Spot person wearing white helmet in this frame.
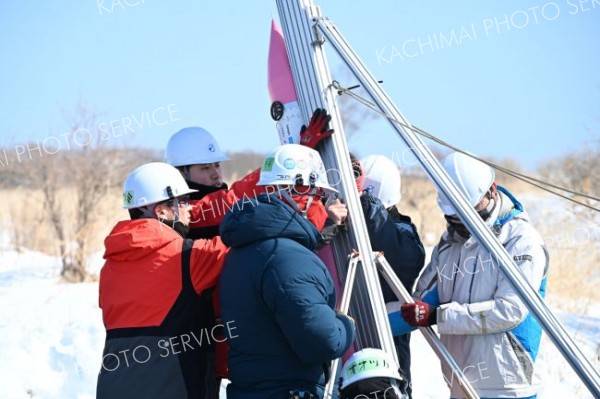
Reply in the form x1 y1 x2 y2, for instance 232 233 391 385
351 154 425 398
165 126 230 186
165 127 232 239
163 112 345 384
97 162 230 399
122 161 199 236
339 348 408 399
218 143 355 399
388 152 548 399
165 127 242 387
165 110 342 240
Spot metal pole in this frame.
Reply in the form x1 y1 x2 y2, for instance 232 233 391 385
323 253 360 399
275 0 398 358
316 18 600 397
375 253 480 399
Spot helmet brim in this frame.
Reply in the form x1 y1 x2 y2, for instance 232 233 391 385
123 188 198 209
167 155 230 167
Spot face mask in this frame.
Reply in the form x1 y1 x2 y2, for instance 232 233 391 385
445 192 498 239
278 188 328 232
444 215 471 239
159 218 190 238
477 196 497 221
294 194 327 231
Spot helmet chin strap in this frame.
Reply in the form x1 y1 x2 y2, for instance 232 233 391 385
276 185 318 218
143 185 183 227
156 199 189 238
172 197 182 223
165 185 183 223
139 203 181 234
136 185 185 228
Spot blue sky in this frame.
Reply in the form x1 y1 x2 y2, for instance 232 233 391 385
0 1 598 171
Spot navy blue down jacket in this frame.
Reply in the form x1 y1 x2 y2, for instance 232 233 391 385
218 194 355 399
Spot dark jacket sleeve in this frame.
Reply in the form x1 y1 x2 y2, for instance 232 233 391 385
260 255 355 364
360 193 426 301
316 220 343 250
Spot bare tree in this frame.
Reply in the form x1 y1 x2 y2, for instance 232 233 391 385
538 142 600 218
539 88 600 215
17 101 160 281
40 152 74 277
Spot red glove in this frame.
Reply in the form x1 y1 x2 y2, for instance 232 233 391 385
400 301 437 327
299 108 334 148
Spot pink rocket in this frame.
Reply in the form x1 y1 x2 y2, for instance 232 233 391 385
268 19 303 145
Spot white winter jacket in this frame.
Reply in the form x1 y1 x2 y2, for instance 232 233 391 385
413 187 549 398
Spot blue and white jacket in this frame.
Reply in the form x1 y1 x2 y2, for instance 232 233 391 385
388 187 549 398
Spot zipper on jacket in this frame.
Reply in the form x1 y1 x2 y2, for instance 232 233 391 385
506 331 535 384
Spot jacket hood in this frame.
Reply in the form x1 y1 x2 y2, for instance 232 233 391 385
219 193 321 250
103 219 181 262
493 186 528 226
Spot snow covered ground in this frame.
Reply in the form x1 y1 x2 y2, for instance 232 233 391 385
0 250 103 399
409 312 600 398
0 247 598 398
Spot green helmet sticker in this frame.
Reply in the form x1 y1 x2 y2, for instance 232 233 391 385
262 157 275 172
123 190 134 207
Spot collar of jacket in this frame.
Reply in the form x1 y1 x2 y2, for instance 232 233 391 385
187 180 228 200
492 186 523 230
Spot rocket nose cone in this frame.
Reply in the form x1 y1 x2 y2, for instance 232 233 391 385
268 19 297 104
271 18 282 36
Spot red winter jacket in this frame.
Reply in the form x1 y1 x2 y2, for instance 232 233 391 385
99 219 227 328
189 168 264 229
97 219 228 399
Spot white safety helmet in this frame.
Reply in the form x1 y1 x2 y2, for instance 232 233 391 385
165 127 230 167
437 152 495 216
122 162 197 209
257 144 337 193
339 348 402 390
360 155 401 208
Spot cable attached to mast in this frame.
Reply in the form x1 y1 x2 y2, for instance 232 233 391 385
333 81 600 212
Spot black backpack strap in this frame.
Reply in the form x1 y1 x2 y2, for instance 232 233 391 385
181 238 195 292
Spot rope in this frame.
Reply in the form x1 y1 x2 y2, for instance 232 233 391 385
332 81 600 212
